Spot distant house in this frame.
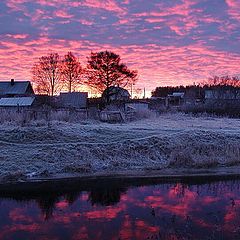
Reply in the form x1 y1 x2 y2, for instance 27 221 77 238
167 92 185 106
0 96 36 107
102 86 130 102
205 89 240 100
59 92 88 109
168 92 185 98
0 79 34 98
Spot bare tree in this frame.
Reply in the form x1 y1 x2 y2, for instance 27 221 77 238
207 75 240 87
85 51 137 99
61 52 83 92
206 75 240 99
32 53 62 96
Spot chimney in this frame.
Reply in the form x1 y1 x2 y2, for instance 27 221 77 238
11 79 14 85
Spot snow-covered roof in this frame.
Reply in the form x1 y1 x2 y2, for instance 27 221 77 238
172 92 185 97
0 97 35 106
0 81 33 95
167 92 185 98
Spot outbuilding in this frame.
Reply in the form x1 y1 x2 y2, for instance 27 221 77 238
59 92 88 109
102 86 130 102
0 96 36 107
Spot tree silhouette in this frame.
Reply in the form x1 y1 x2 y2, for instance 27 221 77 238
88 186 126 206
86 51 137 98
61 52 83 92
32 53 62 96
207 75 240 87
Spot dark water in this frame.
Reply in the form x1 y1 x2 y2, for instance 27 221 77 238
1 177 240 240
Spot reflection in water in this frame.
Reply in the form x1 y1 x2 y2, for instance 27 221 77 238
88 185 127 206
0 178 240 239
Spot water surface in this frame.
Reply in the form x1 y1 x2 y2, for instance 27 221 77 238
0 177 240 240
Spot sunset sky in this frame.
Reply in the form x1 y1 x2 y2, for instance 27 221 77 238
0 0 239 95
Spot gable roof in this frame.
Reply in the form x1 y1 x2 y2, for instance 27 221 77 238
0 81 33 95
0 97 35 106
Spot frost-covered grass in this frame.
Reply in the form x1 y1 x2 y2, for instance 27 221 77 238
0 108 88 125
1 112 240 182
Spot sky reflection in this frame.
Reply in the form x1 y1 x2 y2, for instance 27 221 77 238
0 179 240 239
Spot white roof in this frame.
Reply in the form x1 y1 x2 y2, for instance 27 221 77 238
0 97 35 106
172 92 185 97
0 81 33 95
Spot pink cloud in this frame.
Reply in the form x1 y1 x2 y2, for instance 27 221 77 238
5 34 29 39
33 0 126 15
225 0 240 21
74 0 126 15
135 0 201 36
54 9 74 19
5 0 126 24
0 36 239 95
1 0 240 96
78 19 94 26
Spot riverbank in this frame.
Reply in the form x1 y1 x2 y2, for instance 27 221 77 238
1 166 240 195
1 113 240 184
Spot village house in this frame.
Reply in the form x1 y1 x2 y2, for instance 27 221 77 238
0 79 34 98
205 88 240 100
166 92 185 107
0 79 35 108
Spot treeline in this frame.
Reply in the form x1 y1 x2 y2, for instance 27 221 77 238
32 51 138 96
152 75 240 98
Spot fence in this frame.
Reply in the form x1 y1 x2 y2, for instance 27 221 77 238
0 108 89 124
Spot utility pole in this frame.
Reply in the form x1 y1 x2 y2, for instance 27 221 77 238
131 83 133 99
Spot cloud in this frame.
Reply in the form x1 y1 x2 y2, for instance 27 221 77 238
225 0 240 21
54 9 74 19
5 33 29 39
0 0 239 93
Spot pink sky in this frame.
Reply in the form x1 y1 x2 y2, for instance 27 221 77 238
0 0 239 95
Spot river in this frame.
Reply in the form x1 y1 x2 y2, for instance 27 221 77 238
0 177 240 239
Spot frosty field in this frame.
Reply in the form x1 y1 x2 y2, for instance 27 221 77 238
1 113 240 182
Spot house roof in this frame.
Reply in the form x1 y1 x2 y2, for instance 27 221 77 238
172 92 185 97
102 86 130 99
168 92 185 98
0 81 32 95
0 97 35 106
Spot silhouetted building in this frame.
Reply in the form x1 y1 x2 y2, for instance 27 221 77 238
0 79 34 97
59 92 88 108
102 86 130 102
205 89 240 100
167 92 185 106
